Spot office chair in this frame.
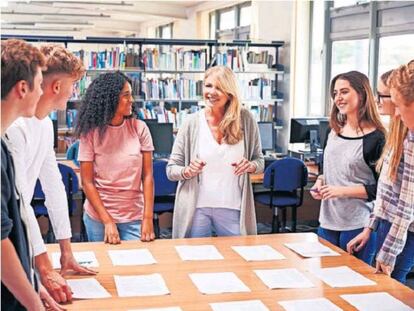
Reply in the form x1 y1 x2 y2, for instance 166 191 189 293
255 157 308 233
153 159 177 238
31 163 80 243
66 140 80 167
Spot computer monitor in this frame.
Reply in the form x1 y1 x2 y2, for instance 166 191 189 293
258 121 275 152
290 117 328 152
145 122 174 157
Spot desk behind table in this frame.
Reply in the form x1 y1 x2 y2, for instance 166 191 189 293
47 233 414 310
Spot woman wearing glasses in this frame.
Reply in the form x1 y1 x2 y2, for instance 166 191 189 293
311 71 386 265
348 63 413 284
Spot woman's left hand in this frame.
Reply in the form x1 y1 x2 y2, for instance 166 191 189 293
375 259 392 276
141 218 155 242
319 185 345 199
232 158 256 176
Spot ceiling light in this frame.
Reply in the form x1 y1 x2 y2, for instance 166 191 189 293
34 22 95 29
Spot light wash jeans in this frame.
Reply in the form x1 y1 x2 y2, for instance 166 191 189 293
83 212 141 242
189 207 241 238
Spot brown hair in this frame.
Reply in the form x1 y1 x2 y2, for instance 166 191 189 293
388 59 414 105
40 44 85 79
1 39 46 100
329 70 386 135
380 69 393 85
204 66 243 145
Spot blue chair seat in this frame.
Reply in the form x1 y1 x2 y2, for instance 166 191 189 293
255 192 301 207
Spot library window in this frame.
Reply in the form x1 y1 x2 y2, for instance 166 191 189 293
378 34 414 74
210 2 251 40
239 5 251 27
331 39 369 78
157 23 173 39
219 9 236 31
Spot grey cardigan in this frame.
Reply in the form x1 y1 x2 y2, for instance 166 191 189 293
167 108 264 238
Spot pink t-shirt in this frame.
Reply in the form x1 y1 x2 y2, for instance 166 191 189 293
79 118 154 223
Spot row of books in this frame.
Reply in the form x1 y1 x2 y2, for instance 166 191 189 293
141 78 203 100
238 78 275 100
142 48 207 71
250 105 274 122
211 49 275 72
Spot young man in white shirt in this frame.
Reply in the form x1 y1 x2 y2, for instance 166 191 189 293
5 44 96 304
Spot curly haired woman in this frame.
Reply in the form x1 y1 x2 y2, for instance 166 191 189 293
75 72 155 244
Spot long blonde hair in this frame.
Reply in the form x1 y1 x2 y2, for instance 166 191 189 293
204 66 243 145
376 70 408 181
329 71 386 135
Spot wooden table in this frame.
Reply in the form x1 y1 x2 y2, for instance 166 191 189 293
47 233 414 310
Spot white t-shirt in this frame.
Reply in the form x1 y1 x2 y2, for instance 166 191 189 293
5 116 71 256
196 109 244 210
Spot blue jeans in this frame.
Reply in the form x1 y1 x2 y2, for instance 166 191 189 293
376 219 414 284
189 207 241 238
83 212 141 242
318 227 377 265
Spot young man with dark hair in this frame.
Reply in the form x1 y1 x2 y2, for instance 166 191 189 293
5 43 97 305
1 38 45 311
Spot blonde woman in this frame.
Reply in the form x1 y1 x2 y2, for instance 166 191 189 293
311 71 386 265
348 62 414 284
167 66 264 238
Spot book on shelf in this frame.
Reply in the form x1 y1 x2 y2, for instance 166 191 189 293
141 77 203 100
249 105 274 122
143 48 207 71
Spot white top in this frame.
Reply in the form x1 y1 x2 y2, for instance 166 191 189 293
5 117 71 256
196 109 244 210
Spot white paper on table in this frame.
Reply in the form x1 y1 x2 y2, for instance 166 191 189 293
284 241 340 257
189 272 250 294
108 249 157 266
310 266 376 288
210 299 269 311
114 273 170 297
231 245 285 261
52 251 99 269
175 245 224 261
66 278 111 299
340 292 414 311
279 298 343 311
254 268 314 289
128 308 182 311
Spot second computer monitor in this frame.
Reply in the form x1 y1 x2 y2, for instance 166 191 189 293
290 117 329 151
145 122 174 157
258 121 275 152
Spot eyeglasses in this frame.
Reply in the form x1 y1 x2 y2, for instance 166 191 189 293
376 92 391 103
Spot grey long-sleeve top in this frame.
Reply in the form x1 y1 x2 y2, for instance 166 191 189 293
167 108 264 238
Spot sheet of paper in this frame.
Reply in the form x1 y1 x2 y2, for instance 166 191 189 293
310 266 376 288
114 273 170 297
210 299 269 311
340 292 414 311
284 241 340 257
66 278 111 299
108 249 157 266
189 272 250 294
279 298 342 311
128 308 182 311
254 268 314 289
175 245 224 261
52 251 99 269
231 245 285 261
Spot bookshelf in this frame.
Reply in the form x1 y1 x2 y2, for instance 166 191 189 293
2 35 285 152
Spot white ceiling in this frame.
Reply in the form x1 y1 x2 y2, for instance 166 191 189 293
1 0 205 37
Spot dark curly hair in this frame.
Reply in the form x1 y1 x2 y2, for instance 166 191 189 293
75 71 131 139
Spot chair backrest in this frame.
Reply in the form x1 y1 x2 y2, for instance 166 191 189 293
263 157 308 192
153 159 177 196
66 140 80 167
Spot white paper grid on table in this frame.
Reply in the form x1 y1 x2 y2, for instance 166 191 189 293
340 292 414 311
254 268 314 289
66 278 111 299
189 272 250 294
114 273 170 297
278 298 343 311
108 249 157 266
284 241 340 257
310 266 376 288
210 299 270 311
231 245 285 261
52 251 99 269
175 245 224 261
